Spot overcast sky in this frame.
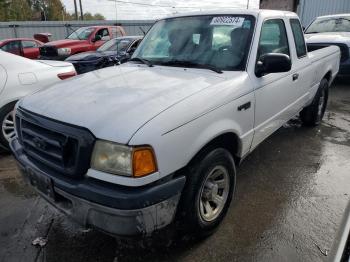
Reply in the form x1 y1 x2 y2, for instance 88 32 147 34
61 0 260 20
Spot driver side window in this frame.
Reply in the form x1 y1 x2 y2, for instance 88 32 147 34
96 28 110 41
258 19 290 60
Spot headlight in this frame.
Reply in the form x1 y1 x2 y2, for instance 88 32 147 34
57 48 71 56
91 140 157 177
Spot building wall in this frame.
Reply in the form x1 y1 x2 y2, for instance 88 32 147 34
260 0 297 11
297 0 350 26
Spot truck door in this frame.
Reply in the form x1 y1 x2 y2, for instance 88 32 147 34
288 18 313 106
21 40 40 59
251 18 298 149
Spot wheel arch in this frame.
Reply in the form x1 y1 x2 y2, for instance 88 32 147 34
186 132 242 169
323 70 332 83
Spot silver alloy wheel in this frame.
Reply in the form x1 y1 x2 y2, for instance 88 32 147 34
2 110 15 142
199 165 230 222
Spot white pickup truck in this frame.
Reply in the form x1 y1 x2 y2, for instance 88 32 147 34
10 10 340 237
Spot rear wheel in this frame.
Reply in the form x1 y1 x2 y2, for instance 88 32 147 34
300 78 329 126
0 102 17 151
176 148 236 237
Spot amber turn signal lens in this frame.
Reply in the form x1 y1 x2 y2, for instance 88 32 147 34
132 147 157 177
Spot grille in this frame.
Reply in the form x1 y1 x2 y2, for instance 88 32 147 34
40 45 58 57
16 108 95 178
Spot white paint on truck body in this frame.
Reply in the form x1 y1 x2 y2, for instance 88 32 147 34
18 10 340 187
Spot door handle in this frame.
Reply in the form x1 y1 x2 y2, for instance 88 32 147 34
238 102 251 111
292 73 299 81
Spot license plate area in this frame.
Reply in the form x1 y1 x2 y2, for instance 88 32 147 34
27 168 56 200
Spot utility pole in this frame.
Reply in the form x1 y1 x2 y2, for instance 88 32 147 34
79 0 84 20
73 0 78 20
247 0 250 9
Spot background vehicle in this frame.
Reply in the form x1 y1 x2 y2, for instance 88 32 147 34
66 36 142 74
0 38 43 59
305 14 350 77
0 51 76 150
11 10 340 237
39 26 126 60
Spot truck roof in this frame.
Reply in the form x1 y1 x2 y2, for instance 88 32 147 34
165 9 298 20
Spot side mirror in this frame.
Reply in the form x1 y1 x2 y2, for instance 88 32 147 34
92 35 102 42
255 53 291 77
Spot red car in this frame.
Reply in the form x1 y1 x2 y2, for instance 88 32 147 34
0 38 43 59
39 26 126 60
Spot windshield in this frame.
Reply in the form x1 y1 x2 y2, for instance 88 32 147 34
132 15 255 71
306 16 350 33
67 27 95 40
97 38 132 52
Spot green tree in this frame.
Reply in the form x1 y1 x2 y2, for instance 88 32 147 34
83 12 105 21
0 0 32 21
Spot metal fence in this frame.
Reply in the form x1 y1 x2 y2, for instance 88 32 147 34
297 0 350 26
0 20 155 40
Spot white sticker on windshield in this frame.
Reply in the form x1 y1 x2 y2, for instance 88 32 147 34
210 16 245 27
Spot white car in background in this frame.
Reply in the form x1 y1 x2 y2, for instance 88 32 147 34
0 50 76 150
305 14 350 77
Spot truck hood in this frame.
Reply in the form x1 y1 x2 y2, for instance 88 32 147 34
19 64 226 144
305 32 350 47
44 39 87 48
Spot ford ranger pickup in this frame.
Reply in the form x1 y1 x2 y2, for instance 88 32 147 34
10 10 340 237
39 26 126 60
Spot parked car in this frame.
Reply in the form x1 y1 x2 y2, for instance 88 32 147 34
39 26 126 61
305 14 350 77
10 10 340 237
0 50 76 150
66 36 143 74
0 38 43 59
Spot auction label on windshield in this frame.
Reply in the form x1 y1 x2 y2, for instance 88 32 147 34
210 16 245 27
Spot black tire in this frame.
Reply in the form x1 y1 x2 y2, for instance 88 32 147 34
300 78 329 126
0 102 17 151
176 148 236 237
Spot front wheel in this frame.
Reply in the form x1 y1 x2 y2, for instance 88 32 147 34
176 148 236 237
0 102 17 151
300 78 329 126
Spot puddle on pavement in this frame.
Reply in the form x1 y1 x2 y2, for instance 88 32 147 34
0 176 36 199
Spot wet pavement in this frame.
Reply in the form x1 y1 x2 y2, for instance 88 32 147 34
0 79 349 262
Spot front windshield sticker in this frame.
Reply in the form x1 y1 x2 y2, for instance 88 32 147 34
210 16 245 27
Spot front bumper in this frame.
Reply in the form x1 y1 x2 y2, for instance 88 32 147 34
10 138 186 236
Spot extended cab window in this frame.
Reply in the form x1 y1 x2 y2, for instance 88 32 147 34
290 19 307 58
258 19 290 59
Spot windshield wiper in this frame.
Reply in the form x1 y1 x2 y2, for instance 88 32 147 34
159 60 223 74
129 57 153 67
